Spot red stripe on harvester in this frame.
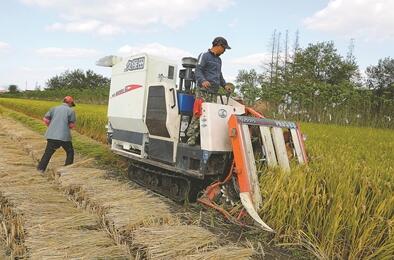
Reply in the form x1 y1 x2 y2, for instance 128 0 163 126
125 84 142 91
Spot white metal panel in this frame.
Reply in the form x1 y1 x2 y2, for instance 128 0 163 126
226 97 246 111
240 124 262 209
111 140 143 158
108 53 148 136
290 128 305 164
146 55 178 85
164 85 181 141
147 83 181 162
259 126 278 167
109 117 148 133
165 87 180 162
271 127 290 172
200 102 245 151
106 53 180 161
108 53 178 135
108 64 147 123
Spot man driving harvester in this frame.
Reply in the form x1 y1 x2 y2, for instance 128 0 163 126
186 36 234 145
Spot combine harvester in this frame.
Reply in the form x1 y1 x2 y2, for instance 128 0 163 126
97 54 307 232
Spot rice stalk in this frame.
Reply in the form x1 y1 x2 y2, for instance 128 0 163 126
185 245 254 260
133 225 218 259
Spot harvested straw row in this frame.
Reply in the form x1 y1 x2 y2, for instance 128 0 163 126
0 193 26 258
132 226 254 259
132 225 218 259
56 167 255 259
185 246 255 260
0 126 131 259
0 245 9 260
58 167 176 229
0 116 255 259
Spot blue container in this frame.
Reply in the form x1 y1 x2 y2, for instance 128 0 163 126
177 93 195 114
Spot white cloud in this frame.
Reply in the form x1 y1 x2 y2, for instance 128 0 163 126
20 66 66 72
228 18 239 28
21 0 57 8
36 47 100 58
47 20 99 32
230 53 271 67
304 0 394 40
22 0 234 35
46 20 124 35
0 41 10 51
118 43 193 62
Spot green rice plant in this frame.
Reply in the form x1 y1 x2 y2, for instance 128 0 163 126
258 123 394 259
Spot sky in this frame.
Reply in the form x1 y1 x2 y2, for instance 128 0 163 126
0 0 393 90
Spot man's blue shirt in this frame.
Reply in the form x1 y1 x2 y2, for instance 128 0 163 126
195 49 226 93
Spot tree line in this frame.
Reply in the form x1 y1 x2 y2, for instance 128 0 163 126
236 30 393 128
3 69 110 104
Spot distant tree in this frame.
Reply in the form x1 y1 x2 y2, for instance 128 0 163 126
292 41 358 85
8 84 19 93
366 57 394 113
46 75 63 89
235 69 263 105
366 57 394 96
46 69 110 89
85 70 110 88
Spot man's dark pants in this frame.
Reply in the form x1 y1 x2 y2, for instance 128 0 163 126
37 139 74 171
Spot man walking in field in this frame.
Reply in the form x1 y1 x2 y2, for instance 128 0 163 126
186 36 233 145
37 96 76 173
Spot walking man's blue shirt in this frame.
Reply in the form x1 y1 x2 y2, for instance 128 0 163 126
44 104 76 141
195 50 226 93
37 97 76 172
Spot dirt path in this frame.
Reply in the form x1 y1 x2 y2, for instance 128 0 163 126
0 115 257 259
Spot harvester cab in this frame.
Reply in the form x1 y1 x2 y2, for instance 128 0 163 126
97 53 308 232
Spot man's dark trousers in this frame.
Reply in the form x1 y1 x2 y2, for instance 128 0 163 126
37 139 74 171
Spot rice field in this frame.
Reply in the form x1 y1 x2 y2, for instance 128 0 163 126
258 124 394 259
0 97 393 259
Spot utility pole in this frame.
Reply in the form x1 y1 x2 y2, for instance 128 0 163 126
284 30 289 83
291 30 300 81
294 30 300 54
346 38 355 62
275 31 281 86
270 29 276 86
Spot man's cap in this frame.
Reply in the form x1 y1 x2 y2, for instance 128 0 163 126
63 96 76 107
212 36 231 49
